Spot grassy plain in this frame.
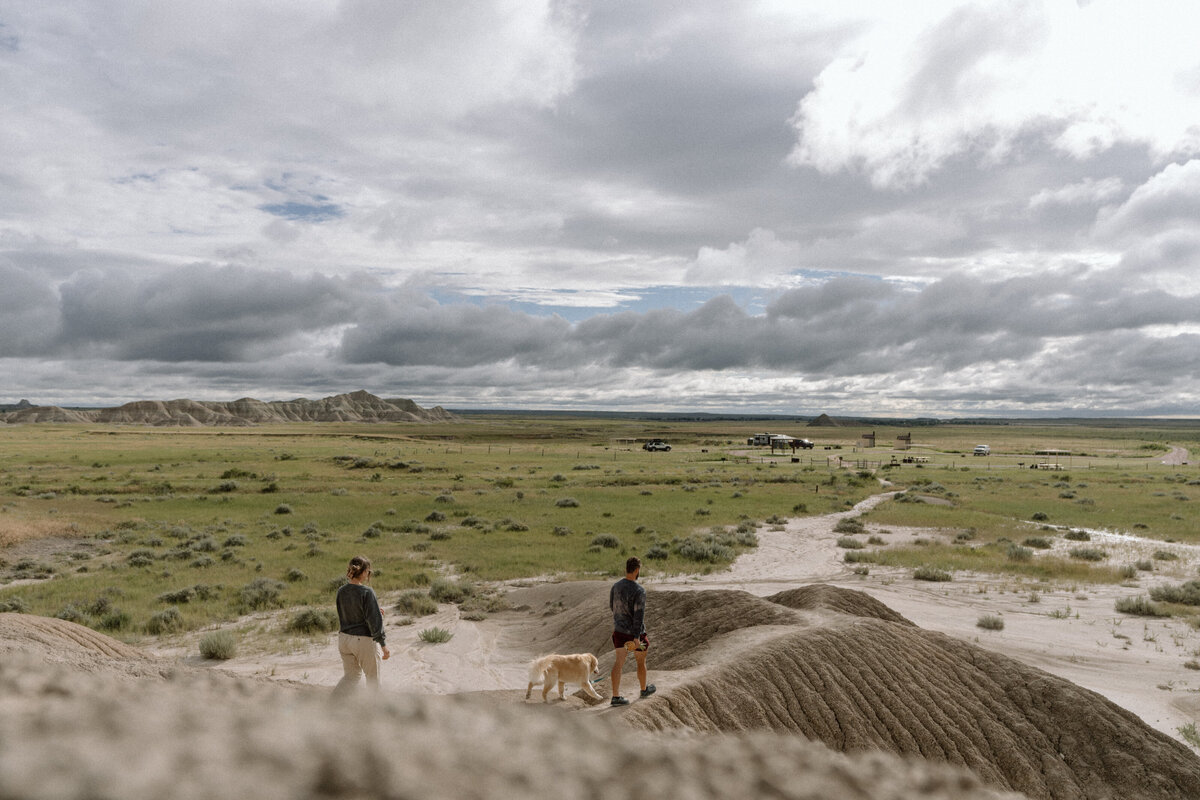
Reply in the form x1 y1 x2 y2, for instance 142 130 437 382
1 416 1197 642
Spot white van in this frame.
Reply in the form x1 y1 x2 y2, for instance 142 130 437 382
973 445 990 456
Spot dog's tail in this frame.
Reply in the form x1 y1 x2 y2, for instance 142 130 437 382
524 656 550 700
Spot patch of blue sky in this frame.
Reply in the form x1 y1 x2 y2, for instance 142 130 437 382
429 268 892 321
259 202 344 222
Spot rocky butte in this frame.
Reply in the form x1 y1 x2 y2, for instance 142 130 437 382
0 390 457 427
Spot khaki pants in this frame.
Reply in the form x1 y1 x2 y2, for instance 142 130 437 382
334 632 381 694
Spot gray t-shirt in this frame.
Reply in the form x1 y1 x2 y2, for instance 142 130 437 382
610 577 646 636
336 582 386 646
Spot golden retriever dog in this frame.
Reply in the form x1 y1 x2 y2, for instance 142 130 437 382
525 653 602 703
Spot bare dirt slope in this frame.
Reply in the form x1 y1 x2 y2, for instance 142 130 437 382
516 585 1200 799
0 629 1025 800
6 588 1199 800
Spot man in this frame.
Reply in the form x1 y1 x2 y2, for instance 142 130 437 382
609 556 655 706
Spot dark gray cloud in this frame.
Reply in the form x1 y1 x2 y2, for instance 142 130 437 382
0 260 59 355
57 265 361 361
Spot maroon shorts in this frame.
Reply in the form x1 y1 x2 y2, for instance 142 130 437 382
612 631 648 651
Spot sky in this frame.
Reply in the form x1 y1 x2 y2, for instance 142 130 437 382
3 0 1200 416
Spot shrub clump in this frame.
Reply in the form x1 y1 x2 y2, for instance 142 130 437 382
1154 550 1180 562
555 497 580 508
287 607 339 635
1006 544 1033 562
1068 547 1106 562
913 566 952 582
239 578 286 611
1149 581 1200 606
1022 537 1052 549
836 537 864 550
1064 529 1090 541
643 544 670 560
0 597 30 613
428 579 473 604
394 590 438 616
833 517 865 534
1114 596 1170 617
126 549 156 567
590 533 622 549
843 550 876 564
146 607 184 635
199 630 237 660
976 614 1005 631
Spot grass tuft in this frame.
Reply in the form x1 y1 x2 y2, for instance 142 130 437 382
418 626 453 644
976 614 1005 631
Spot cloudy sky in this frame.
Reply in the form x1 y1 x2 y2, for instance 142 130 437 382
3 1 1200 416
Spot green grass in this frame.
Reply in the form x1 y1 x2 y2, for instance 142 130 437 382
1179 723 1200 750
2 417 1197 647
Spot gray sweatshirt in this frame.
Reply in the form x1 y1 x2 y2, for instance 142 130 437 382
336 582 386 646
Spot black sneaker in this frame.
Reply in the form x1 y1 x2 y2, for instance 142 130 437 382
639 684 656 698
611 696 630 706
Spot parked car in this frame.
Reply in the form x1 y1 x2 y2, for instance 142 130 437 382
796 438 815 449
973 445 990 456
643 440 671 452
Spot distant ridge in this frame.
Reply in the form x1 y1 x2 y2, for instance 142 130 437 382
0 390 457 427
807 413 841 427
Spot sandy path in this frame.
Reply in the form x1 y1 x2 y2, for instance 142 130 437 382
1163 446 1191 466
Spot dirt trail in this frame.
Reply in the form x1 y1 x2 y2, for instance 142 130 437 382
1162 446 1191 466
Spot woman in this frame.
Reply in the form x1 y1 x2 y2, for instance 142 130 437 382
333 555 390 694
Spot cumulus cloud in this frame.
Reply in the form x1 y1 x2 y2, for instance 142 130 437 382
685 228 803 285
1096 160 1200 238
789 1 1200 189
1029 177 1125 210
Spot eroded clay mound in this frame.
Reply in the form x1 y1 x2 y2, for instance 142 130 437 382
625 616 1200 800
765 584 914 625
0 612 166 678
0 653 1025 800
524 586 805 670
642 589 806 669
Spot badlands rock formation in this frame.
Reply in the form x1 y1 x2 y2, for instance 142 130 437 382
0 390 456 426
